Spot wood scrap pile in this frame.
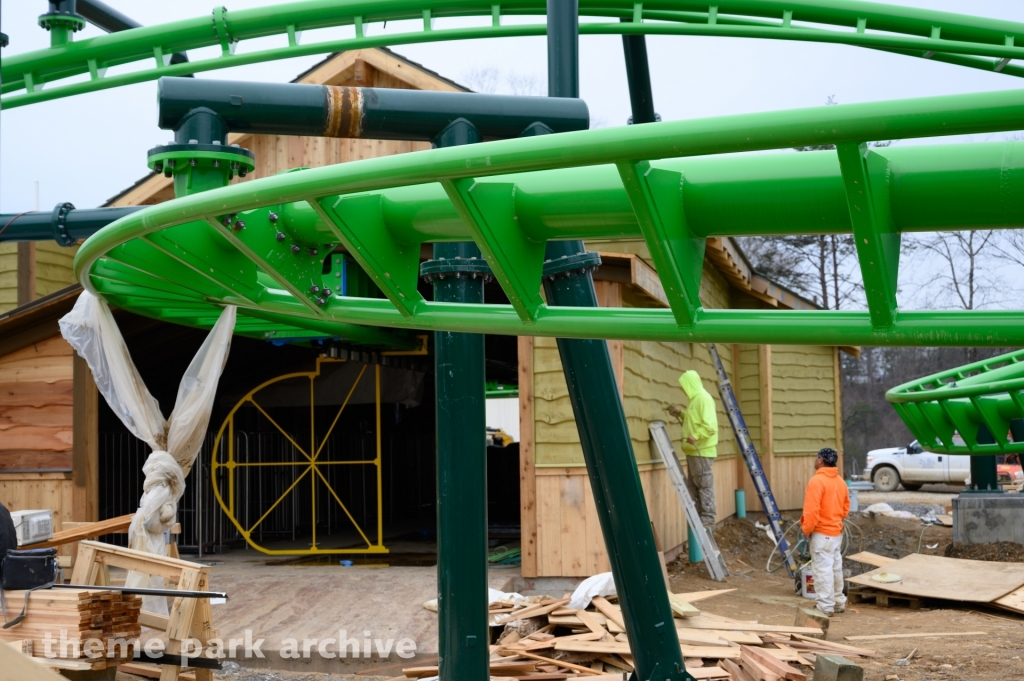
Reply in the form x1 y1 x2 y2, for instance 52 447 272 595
404 588 865 680
0 588 142 672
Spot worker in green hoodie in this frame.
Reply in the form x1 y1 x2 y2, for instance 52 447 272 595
668 370 719 528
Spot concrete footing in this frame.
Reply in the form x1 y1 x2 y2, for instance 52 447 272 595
952 493 1024 544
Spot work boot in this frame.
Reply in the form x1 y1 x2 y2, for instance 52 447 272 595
834 603 846 614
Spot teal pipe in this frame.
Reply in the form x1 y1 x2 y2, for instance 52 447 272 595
156 77 589 142
735 490 746 519
687 525 703 563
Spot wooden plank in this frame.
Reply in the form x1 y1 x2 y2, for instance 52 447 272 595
741 645 807 681
518 335 538 578
556 640 739 659
721 658 758 681
27 514 134 549
846 551 896 568
0 639 65 680
847 553 1024 603
673 589 737 603
71 353 99 522
512 650 605 676
844 631 987 642
994 584 1024 613
759 344 774 491
536 475 562 577
118 663 196 681
788 634 876 657
494 598 568 625
679 617 822 636
739 647 783 681
591 597 625 630
668 592 701 618
676 627 761 645
560 475 589 576
574 609 610 638
833 347 844 474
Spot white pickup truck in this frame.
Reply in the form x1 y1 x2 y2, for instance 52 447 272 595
863 440 970 492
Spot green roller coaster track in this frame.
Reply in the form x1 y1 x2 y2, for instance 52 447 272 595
4 4 1023 677
3 0 1023 442
2 0 1023 108
888 349 1024 457
63 85 1024 347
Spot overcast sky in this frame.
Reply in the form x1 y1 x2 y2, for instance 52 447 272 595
3 0 1022 212
1 1 1022 307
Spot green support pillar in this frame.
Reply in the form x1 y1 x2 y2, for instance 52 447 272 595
543 244 690 681
546 4 688 680
420 118 491 681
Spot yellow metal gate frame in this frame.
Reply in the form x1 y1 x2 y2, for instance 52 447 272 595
211 357 388 555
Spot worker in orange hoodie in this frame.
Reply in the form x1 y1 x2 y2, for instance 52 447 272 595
800 447 850 616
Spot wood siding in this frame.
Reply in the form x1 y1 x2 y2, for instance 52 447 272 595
0 472 75 533
0 335 75 471
769 344 840 510
0 242 77 315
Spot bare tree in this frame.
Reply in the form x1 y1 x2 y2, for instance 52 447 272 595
994 230 1024 270
461 68 543 96
462 67 500 94
739 233 860 309
916 231 999 311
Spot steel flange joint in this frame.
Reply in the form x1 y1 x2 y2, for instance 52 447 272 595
542 250 602 280
419 255 493 283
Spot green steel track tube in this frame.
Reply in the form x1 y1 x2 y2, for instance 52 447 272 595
157 77 589 142
77 0 192 70
547 3 688 680
0 206 142 245
425 122 490 681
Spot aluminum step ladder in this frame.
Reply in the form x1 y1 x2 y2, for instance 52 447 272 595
707 343 798 578
648 421 729 581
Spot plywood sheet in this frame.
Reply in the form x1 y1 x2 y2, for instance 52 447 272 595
848 553 1024 603
994 584 1024 613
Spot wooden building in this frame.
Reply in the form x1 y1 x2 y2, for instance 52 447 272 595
0 47 465 538
519 240 845 577
1 48 845 578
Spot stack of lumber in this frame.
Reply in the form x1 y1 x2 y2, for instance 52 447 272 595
847 551 1024 615
405 589 849 680
0 588 142 671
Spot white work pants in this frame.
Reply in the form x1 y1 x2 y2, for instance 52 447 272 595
809 532 846 614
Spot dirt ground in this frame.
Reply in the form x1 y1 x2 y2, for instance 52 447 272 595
117 501 1023 681
666 511 1024 681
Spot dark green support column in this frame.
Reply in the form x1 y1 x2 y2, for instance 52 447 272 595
545 5 688 680
420 119 491 681
543 244 690 681
968 425 1001 492
620 18 658 125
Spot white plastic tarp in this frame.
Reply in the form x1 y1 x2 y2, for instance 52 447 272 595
60 291 236 612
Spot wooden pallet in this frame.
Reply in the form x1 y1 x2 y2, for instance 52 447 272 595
847 588 922 609
71 541 218 681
